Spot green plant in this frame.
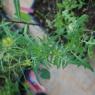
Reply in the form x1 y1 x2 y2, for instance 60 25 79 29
52 0 94 70
0 78 19 95
0 0 95 95
57 0 85 10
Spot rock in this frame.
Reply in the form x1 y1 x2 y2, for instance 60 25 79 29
2 0 47 39
40 64 95 95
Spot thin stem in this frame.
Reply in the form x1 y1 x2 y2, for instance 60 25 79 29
5 19 39 26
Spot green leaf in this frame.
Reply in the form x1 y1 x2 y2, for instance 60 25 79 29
40 68 50 79
13 0 21 20
20 12 31 22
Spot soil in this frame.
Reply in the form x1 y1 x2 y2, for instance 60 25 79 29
73 0 95 30
0 77 5 88
1 0 95 31
30 0 60 30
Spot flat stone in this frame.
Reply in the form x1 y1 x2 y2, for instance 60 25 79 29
40 64 95 95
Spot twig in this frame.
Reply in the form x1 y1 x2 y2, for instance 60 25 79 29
4 19 39 26
85 29 95 33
